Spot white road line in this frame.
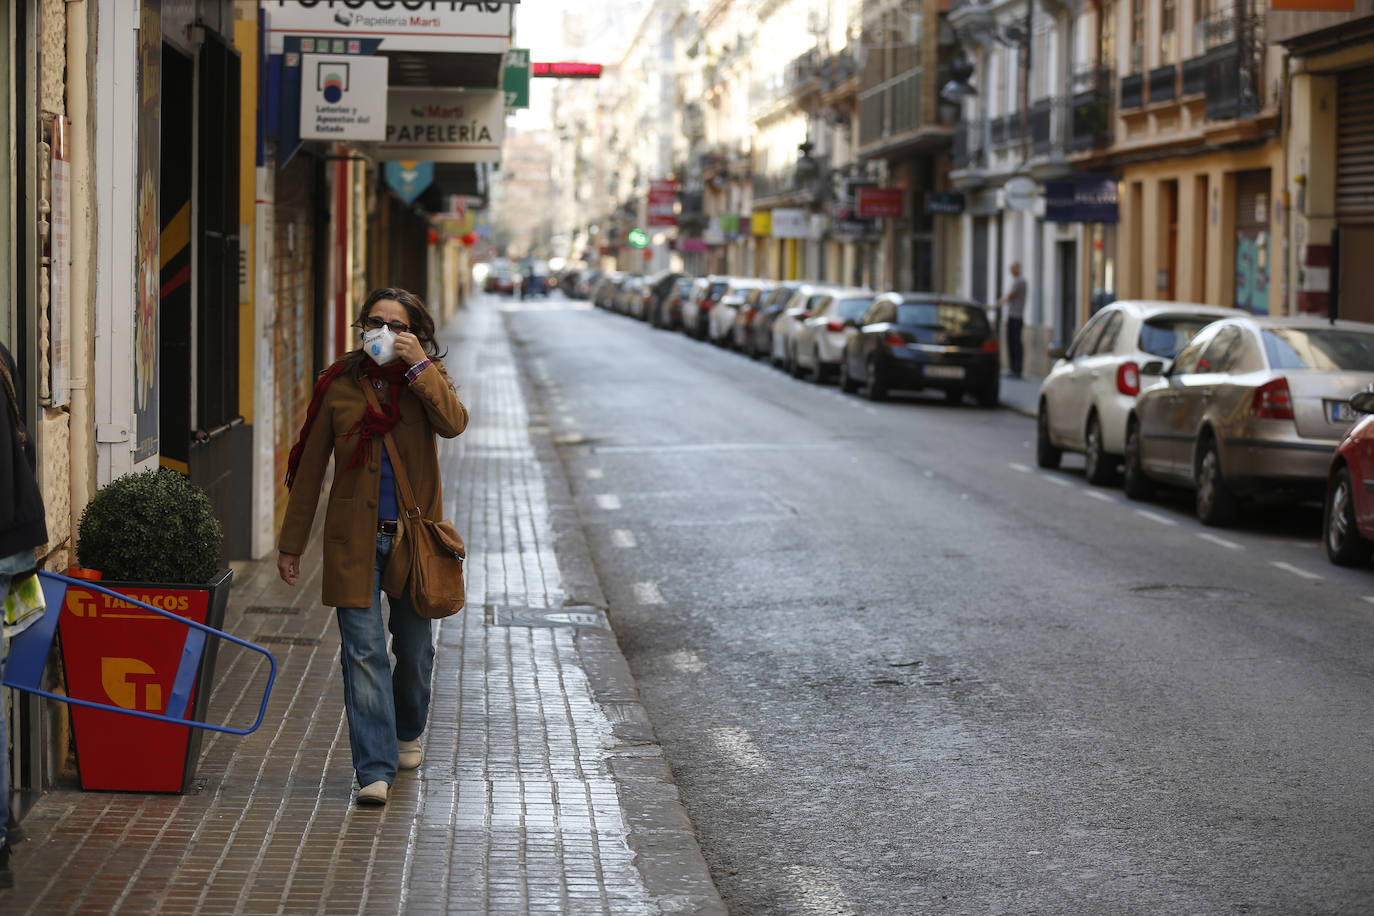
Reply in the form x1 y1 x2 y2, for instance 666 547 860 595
1197 532 1242 550
1009 462 1033 473
585 468 604 480
1134 509 1179 527
1041 474 1072 487
708 726 769 771
785 866 858 916
595 494 621 510
1270 561 1322 581
610 529 637 548
663 649 706 673
1362 596 1374 607
1084 490 1116 503
633 582 665 605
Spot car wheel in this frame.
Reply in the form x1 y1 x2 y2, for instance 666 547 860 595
1036 402 1062 470
811 346 826 384
1122 420 1152 500
790 345 806 379
839 358 859 393
865 356 888 402
944 388 965 405
1325 465 1369 566
1083 413 1118 486
1194 437 1238 526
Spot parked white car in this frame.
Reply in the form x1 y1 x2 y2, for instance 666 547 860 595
792 288 876 382
1036 300 1237 484
679 275 732 340
708 278 765 345
771 285 836 375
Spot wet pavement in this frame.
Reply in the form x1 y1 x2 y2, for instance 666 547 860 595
3 296 723 914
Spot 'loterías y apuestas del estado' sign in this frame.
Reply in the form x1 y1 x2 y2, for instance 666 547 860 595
380 88 504 163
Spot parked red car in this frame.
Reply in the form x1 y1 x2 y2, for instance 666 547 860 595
1325 390 1374 565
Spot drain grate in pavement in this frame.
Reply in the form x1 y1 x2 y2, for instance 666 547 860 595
253 634 322 647
243 605 305 616
488 605 609 629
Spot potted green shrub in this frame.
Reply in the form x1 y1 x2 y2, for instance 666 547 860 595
62 467 233 792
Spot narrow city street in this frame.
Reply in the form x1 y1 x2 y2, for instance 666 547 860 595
503 292 1374 914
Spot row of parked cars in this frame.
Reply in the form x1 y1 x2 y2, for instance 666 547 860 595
583 269 1005 408
1030 298 1374 568
572 268 1374 570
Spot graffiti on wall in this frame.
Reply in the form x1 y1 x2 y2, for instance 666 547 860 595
1235 231 1269 314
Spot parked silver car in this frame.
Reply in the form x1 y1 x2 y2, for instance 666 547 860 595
1123 315 1374 525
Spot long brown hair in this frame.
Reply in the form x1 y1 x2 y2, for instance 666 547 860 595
342 287 447 376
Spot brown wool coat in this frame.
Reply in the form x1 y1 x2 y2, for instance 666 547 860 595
277 360 468 609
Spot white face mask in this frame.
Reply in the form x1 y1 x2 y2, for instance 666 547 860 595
362 326 398 366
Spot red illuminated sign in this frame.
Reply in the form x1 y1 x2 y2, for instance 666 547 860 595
856 187 906 218
532 62 603 78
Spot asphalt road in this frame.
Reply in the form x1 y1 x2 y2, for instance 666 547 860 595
499 292 1374 916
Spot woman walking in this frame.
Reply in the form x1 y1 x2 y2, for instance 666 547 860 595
277 287 467 806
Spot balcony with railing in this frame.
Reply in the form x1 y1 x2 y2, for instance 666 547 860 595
821 50 856 93
1120 72 1145 110
1148 64 1177 104
858 68 921 148
785 47 823 97
1189 7 1267 121
1069 73 1114 152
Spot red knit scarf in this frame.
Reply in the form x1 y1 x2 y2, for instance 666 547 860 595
284 359 410 490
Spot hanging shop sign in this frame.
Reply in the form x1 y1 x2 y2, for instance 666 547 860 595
503 48 530 109
855 187 905 219
1003 176 1038 211
751 211 772 236
266 1 512 54
385 160 434 204
703 216 726 245
380 88 504 162
531 62 603 78
680 238 709 253
647 179 678 227
925 191 966 215
300 54 388 140
771 208 809 239
1044 174 1119 223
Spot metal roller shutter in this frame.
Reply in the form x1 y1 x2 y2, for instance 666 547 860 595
1338 66 1374 222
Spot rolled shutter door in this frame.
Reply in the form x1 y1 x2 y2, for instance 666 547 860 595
1338 66 1374 223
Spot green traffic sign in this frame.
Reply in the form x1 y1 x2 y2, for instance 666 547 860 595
504 49 530 109
627 228 648 248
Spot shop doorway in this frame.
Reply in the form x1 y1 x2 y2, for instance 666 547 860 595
1057 240 1077 345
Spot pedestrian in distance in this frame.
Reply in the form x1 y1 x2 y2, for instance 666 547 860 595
0 340 48 888
277 288 468 807
996 261 1027 378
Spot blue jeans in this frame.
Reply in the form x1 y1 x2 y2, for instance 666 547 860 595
335 534 435 787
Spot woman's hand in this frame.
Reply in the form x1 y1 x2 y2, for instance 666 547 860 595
277 552 300 586
395 331 426 368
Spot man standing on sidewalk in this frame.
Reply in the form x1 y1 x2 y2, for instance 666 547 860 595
995 261 1027 378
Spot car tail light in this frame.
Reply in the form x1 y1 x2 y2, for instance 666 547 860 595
883 333 906 347
701 299 714 311
981 339 998 353
1117 361 1140 396
1252 377 1295 420
826 320 845 333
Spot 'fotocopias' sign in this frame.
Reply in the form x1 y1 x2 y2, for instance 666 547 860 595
266 1 512 54
380 88 504 162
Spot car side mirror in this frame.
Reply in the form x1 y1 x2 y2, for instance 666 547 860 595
1141 360 1167 377
1351 391 1374 414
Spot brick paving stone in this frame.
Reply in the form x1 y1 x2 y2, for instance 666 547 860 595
3 296 720 915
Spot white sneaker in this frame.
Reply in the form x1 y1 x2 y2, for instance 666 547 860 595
357 780 390 806
398 738 423 770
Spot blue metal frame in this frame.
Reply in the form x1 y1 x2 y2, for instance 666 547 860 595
2 571 277 736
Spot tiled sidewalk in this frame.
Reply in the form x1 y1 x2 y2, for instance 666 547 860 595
4 295 722 915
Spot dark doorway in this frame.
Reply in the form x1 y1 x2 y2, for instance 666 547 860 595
972 217 989 304
1058 240 1077 346
159 45 194 473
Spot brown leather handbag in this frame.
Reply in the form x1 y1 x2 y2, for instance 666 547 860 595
364 383 466 619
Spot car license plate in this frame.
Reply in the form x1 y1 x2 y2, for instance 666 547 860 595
1330 400 1357 423
925 365 965 380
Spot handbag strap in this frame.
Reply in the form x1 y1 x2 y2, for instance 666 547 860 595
361 380 422 523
